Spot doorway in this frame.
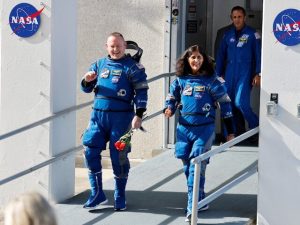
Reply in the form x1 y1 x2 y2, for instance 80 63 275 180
166 0 263 146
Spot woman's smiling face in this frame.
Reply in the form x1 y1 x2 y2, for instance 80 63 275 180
188 51 203 75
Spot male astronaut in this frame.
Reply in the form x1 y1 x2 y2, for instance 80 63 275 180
215 6 261 137
80 32 148 210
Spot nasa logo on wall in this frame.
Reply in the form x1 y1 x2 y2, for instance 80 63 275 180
273 8 300 46
9 3 45 38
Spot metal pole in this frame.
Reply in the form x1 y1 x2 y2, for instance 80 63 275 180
191 161 201 225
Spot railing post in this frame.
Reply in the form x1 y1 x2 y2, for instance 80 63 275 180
191 161 201 225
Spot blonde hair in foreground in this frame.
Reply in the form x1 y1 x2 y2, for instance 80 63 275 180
4 192 57 225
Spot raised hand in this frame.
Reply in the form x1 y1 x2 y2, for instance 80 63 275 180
84 71 97 82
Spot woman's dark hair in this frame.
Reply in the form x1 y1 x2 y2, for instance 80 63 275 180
176 45 214 76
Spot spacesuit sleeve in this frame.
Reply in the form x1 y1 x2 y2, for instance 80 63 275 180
215 34 228 77
254 31 262 75
210 76 233 119
80 61 98 93
129 63 149 110
165 78 181 115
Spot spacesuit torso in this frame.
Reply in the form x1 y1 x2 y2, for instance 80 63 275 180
166 74 233 127
216 25 261 93
81 55 148 112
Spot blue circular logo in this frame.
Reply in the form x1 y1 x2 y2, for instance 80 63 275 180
273 8 300 46
9 3 43 38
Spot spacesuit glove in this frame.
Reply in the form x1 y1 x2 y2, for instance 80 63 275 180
135 108 146 118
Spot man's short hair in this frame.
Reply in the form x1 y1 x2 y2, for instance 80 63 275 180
231 6 246 16
109 32 125 40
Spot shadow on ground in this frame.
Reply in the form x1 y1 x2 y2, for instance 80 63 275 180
59 189 256 225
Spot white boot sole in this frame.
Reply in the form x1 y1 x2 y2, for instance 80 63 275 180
84 199 108 209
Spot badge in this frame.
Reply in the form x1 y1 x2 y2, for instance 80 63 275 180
9 3 44 38
254 32 261 40
237 34 249 47
183 85 193 96
217 76 225 83
111 70 122 76
166 94 175 101
273 8 300 46
112 76 120 83
100 68 110 78
117 89 127 97
194 86 206 92
194 93 203 99
202 103 211 112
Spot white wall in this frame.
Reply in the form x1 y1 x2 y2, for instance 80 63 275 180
49 0 77 202
212 0 246 57
0 0 77 205
258 1 300 225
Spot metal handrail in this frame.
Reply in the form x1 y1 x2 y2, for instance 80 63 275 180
197 160 257 209
0 72 175 142
190 127 259 225
0 72 173 186
0 145 83 186
0 101 93 141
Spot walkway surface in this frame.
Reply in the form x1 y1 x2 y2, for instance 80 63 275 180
55 146 258 225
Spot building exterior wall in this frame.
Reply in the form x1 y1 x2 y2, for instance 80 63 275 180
258 1 300 224
0 0 166 206
0 0 51 205
0 0 77 204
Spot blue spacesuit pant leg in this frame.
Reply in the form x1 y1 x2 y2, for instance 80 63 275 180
108 111 134 178
108 111 133 211
110 147 130 178
234 82 259 129
183 159 207 213
83 146 102 173
183 160 207 196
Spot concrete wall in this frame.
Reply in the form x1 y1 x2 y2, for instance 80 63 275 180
76 0 166 161
0 0 77 204
258 1 300 225
212 0 246 57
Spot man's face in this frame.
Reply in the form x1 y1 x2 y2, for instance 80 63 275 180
106 35 126 60
231 10 246 31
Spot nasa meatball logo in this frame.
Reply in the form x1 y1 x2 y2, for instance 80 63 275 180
9 3 44 38
273 8 300 46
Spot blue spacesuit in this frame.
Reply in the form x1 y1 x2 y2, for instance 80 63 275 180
216 25 261 130
165 74 233 214
81 55 148 209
